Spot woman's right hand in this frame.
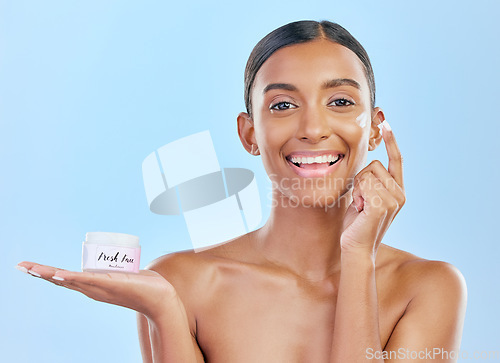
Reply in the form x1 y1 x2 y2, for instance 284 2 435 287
16 261 180 321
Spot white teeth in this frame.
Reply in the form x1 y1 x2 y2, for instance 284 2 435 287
289 154 341 164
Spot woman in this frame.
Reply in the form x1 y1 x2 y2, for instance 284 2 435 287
17 20 467 362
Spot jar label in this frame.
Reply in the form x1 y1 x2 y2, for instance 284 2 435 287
82 243 140 273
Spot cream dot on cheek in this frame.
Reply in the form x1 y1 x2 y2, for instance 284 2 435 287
355 111 369 128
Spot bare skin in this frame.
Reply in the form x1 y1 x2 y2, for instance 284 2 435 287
137 39 466 362
137 237 465 362
18 38 466 362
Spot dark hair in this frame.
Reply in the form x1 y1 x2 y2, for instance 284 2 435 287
244 20 376 117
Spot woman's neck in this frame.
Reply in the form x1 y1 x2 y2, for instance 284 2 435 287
252 189 352 282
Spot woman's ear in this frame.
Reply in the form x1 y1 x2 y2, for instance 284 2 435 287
237 112 260 155
368 107 385 151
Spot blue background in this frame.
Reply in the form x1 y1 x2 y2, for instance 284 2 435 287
2 0 499 361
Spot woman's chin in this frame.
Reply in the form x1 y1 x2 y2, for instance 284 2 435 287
274 189 350 210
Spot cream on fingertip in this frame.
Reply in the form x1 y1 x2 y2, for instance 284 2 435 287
377 123 383 135
381 120 392 132
52 276 65 281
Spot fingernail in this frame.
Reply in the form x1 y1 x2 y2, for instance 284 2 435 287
28 270 41 277
381 120 392 132
52 276 64 281
15 265 28 274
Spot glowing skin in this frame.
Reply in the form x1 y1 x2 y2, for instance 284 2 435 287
246 39 381 209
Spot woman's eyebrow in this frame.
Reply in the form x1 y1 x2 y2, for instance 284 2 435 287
322 78 361 90
262 83 297 94
262 78 361 95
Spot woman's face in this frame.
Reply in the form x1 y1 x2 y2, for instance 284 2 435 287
243 38 383 207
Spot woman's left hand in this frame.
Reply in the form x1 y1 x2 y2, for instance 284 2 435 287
341 120 406 256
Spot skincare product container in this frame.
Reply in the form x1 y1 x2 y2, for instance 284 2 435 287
82 232 140 273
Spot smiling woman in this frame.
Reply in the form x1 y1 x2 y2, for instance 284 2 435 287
17 20 467 363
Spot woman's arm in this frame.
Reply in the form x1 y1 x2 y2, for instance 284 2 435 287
331 120 405 362
16 261 204 363
137 256 206 362
331 120 465 361
330 251 382 362
137 300 205 363
331 255 466 362
137 313 154 362
383 261 467 362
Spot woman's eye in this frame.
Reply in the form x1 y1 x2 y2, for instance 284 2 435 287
270 101 296 111
329 98 355 107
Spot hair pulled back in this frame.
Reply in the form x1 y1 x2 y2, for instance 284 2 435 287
244 20 376 117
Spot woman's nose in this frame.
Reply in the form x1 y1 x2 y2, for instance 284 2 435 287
296 106 332 143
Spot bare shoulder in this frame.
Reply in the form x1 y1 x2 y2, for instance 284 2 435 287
380 245 467 351
144 248 212 296
141 239 247 338
144 236 249 296
377 243 467 301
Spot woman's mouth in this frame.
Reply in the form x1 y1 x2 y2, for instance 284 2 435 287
285 152 344 177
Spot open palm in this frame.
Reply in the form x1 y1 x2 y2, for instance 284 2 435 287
17 261 179 321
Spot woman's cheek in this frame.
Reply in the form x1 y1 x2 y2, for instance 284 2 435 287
350 137 370 175
256 118 293 149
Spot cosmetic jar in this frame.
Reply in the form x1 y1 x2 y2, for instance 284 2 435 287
82 232 141 273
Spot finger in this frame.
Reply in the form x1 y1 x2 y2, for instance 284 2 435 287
53 270 132 292
53 269 159 285
16 262 113 284
358 175 398 237
354 162 394 193
29 268 113 297
352 171 380 212
17 262 66 281
17 261 69 273
353 169 400 215
16 262 123 303
362 160 406 207
15 263 88 293
352 169 381 211
17 261 49 274
378 120 404 190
